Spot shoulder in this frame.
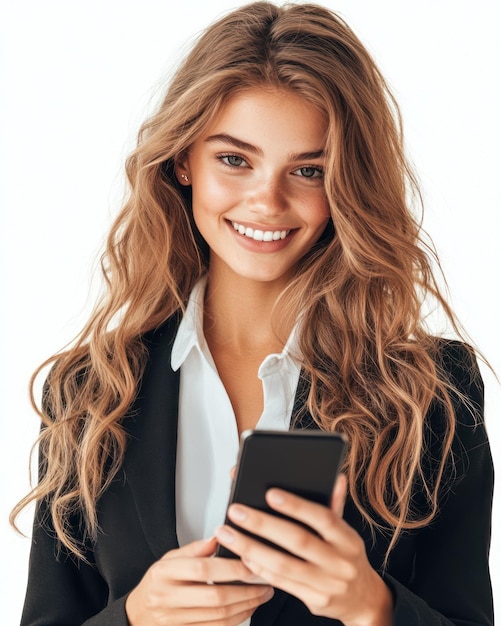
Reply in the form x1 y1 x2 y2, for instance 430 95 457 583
432 338 484 428
435 339 483 394
426 339 490 481
425 340 494 526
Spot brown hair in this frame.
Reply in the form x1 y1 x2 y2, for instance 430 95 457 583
12 1 474 561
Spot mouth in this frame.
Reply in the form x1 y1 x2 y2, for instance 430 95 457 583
230 221 292 242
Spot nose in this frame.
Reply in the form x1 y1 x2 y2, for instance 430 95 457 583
247 175 288 218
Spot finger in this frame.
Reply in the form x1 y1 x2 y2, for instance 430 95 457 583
230 465 237 480
331 473 348 517
226 505 327 561
216 523 343 599
216 522 312 578
162 536 218 561
215 528 352 615
158 581 273 610
223 501 359 567
161 587 273 624
264 488 352 546
240 561 345 620
216 516 349 582
159 553 258 584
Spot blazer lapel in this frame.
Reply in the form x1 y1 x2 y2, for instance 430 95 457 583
123 318 181 559
290 370 317 431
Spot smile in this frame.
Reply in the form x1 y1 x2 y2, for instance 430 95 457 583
231 221 291 242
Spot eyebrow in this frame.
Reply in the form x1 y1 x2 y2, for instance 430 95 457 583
204 133 325 162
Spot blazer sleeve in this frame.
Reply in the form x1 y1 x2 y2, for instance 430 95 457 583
20 371 132 625
21 497 130 626
383 341 494 625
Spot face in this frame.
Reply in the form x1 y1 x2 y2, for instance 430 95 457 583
176 87 331 288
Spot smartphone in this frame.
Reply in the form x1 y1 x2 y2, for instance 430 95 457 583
215 429 346 559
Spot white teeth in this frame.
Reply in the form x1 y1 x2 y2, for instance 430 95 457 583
231 221 290 241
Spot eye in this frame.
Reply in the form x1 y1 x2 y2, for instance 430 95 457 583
293 166 324 179
218 154 249 168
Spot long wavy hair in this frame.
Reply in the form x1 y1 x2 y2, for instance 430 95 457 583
12 1 473 561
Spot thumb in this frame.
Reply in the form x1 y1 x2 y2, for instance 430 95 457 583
330 473 347 517
163 536 218 560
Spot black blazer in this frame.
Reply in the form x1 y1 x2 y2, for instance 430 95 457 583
21 319 494 625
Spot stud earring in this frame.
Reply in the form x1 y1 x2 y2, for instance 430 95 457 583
181 174 189 183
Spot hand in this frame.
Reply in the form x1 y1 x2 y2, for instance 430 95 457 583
125 537 274 626
215 475 393 626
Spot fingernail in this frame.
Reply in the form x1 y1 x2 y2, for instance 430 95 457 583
228 504 247 521
215 525 235 544
267 489 285 505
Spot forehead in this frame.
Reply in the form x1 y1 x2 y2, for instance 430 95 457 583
201 87 328 151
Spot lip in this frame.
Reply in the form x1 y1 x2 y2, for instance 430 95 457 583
226 219 298 252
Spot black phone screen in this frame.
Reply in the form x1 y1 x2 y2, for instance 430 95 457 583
216 429 346 559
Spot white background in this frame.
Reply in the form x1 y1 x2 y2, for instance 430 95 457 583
1 0 500 622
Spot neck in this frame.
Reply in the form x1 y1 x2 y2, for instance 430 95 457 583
203 268 293 354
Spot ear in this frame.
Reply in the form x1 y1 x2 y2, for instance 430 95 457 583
174 156 191 186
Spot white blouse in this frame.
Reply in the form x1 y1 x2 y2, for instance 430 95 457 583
171 278 301 624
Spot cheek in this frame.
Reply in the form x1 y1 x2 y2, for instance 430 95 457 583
192 172 237 219
307 196 331 230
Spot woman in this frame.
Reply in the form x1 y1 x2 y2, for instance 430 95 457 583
12 2 493 625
